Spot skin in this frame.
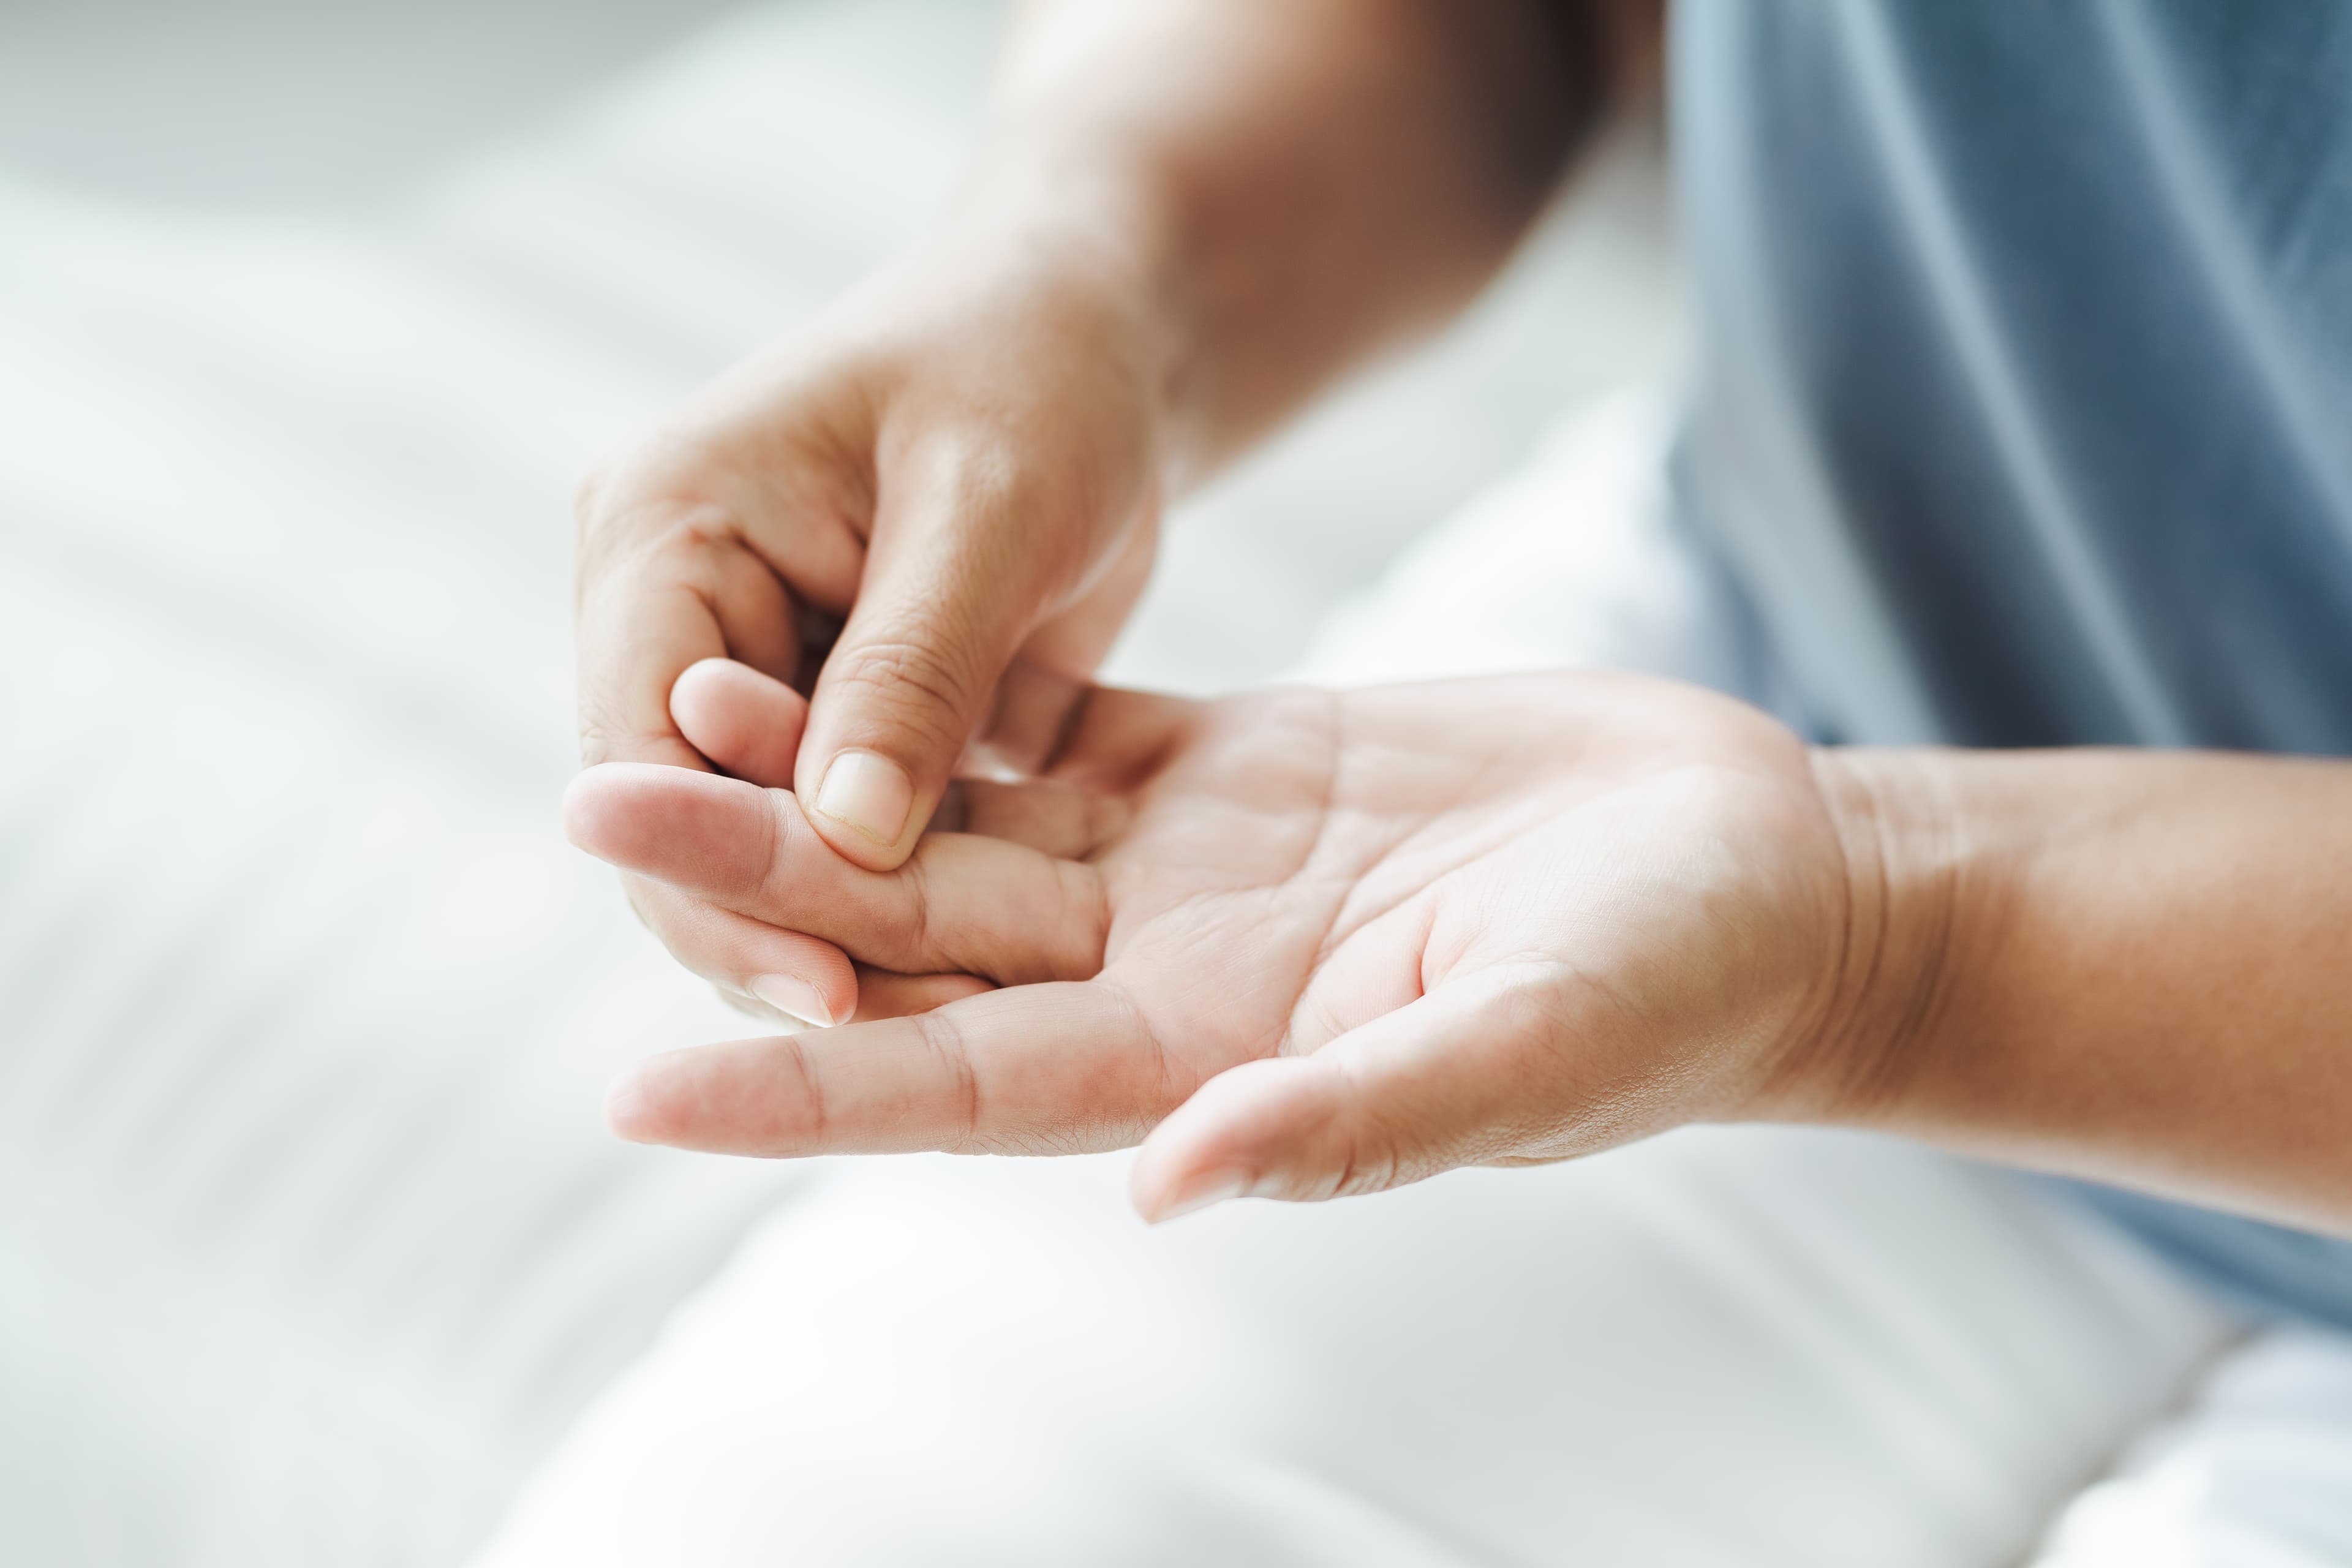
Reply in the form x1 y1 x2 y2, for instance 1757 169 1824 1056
571 0 2352 1233
564 665 2352 1232
568 662 1856 1221
572 0 1655 1025
1817 748 2352 1239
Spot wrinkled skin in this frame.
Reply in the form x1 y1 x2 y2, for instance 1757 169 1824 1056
564 662 1863 1219
573 241 1167 1024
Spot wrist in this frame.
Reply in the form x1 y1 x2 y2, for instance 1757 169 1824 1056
934 146 1197 434
1796 747 1980 1129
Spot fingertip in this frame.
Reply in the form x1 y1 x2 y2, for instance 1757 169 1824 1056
603 1033 840 1156
761 938 864 1033
561 761 691 861
668 655 740 725
560 761 777 887
606 1041 751 1148
1131 1163 1253 1225
748 972 840 1030
670 657 810 789
560 764 628 855
1130 1071 1278 1222
605 1060 673 1144
1133 1055 1351 1218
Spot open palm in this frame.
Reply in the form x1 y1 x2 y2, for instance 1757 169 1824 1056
565 666 1857 1217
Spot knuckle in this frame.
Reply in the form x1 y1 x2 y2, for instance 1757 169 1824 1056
574 497 745 620
571 447 655 533
922 426 1025 510
572 462 609 533
778 1035 829 1150
575 424 735 548
825 636 985 745
576 713 624 766
901 853 941 958
902 386 1150 558
902 426 1076 550
912 1009 983 1152
744 788 794 905
1328 1132 1403 1201
576 700 682 766
1323 1061 1407 1200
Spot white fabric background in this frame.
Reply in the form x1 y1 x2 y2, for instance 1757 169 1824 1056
475 1134 2233 1568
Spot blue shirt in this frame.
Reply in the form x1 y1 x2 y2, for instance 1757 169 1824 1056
1671 1 2352 1323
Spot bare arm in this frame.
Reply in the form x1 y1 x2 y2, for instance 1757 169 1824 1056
1817 748 2352 1235
978 0 1661 480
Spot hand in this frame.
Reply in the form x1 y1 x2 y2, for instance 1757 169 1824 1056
574 224 1169 1027
564 665 1875 1220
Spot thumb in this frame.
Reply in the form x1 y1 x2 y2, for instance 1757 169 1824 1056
1129 979 1544 1223
794 443 1080 870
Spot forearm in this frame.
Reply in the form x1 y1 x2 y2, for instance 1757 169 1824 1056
961 0 1653 481
1813 747 2352 1234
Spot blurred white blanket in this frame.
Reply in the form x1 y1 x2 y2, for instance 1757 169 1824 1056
477 1134 2239 1568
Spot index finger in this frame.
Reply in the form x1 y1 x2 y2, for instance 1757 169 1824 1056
605 981 1182 1157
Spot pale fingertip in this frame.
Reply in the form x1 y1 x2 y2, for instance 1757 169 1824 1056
560 761 692 868
559 765 624 854
605 1067 665 1144
748 972 835 1030
666 656 733 726
670 657 810 788
1136 1169 1253 1226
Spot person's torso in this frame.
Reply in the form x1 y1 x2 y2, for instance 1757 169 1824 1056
1667 0 2352 1328
1672 0 2352 752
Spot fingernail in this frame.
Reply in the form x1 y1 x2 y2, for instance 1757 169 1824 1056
812 750 913 845
749 973 834 1029
1148 1172 1253 1225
